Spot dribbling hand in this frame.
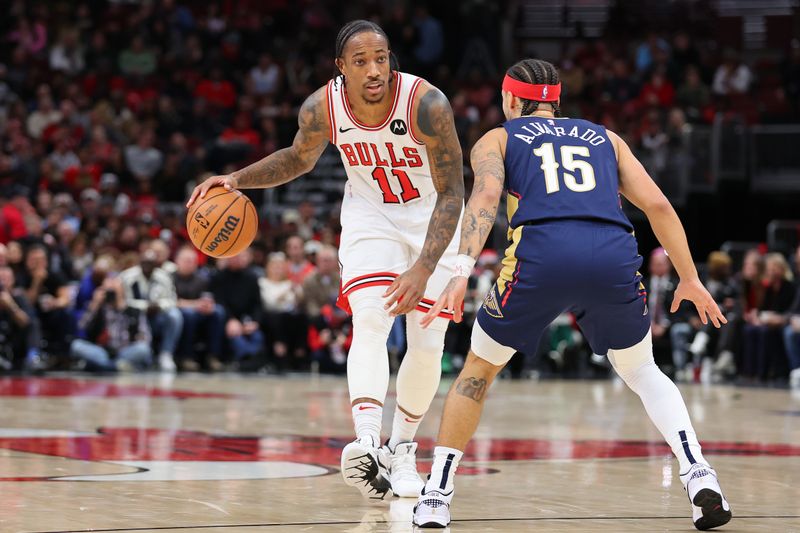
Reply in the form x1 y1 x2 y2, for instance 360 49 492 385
420 276 467 329
383 264 431 317
186 174 238 208
670 278 727 328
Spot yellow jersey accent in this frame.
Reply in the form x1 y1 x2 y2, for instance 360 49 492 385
497 225 523 295
506 193 520 241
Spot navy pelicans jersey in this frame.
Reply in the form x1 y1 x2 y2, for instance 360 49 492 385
502 116 633 232
477 114 649 356
326 72 435 207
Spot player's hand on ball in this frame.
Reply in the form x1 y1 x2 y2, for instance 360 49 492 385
421 275 468 329
384 263 431 317
670 277 727 328
186 174 238 208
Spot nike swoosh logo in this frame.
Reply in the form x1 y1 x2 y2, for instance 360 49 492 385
358 405 377 410
404 417 420 423
339 126 356 133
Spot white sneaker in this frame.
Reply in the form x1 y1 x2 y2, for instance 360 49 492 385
158 352 177 373
383 441 424 497
789 368 800 389
341 436 392 500
713 351 736 375
413 489 452 528
680 463 732 530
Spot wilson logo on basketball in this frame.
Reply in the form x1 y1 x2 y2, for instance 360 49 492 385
205 215 241 253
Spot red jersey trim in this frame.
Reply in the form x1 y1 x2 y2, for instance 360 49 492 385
407 78 425 145
341 72 402 131
338 270 455 320
326 80 336 145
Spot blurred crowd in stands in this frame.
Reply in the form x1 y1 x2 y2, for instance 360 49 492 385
1 1 799 387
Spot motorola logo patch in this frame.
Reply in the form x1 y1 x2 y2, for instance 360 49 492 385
390 119 407 135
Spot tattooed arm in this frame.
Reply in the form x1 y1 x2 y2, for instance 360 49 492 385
459 127 507 259
187 86 330 206
384 83 465 316
420 127 506 327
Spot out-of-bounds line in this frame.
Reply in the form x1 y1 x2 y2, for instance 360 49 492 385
28 514 800 533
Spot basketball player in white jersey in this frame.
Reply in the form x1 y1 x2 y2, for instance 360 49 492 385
187 20 465 499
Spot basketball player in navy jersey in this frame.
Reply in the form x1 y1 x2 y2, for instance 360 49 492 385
187 21 465 500
413 59 732 530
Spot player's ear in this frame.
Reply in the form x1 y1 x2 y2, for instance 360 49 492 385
335 57 345 76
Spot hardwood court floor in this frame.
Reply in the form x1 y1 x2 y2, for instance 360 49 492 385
0 373 798 532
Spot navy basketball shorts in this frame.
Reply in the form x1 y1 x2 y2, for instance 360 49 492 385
476 220 650 356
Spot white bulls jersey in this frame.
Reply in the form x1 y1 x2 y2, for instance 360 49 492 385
326 72 435 207
328 72 461 323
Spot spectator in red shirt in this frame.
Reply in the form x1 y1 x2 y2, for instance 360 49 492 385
194 67 237 110
0 191 28 244
219 112 261 151
639 67 675 108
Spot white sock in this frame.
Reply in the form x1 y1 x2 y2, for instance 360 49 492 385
424 446 462 496
388 408 423 450
609 330 708 475
352 403 382 444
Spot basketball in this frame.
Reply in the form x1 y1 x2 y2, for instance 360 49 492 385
186 187 258 258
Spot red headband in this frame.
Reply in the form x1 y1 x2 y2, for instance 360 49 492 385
502 75 561 102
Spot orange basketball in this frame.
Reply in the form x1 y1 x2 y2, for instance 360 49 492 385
186 187 258 258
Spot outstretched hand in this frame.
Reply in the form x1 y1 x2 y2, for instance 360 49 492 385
670 278 727 328
420 276 468 329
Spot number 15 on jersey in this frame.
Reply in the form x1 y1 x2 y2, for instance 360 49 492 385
533 142 597 194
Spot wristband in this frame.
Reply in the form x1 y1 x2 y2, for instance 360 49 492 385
454 254 476 278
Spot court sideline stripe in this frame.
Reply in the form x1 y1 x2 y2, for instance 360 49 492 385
29 514 800 532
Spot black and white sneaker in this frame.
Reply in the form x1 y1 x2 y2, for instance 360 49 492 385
340 436 392 500
413 489 451 528
680 464 732 530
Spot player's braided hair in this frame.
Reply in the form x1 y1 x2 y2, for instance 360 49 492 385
506 59 562 117
334 20 399 87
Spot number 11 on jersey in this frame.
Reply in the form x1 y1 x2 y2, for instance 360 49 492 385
371 167 421 204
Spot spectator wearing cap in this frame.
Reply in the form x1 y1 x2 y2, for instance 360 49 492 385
285 235 315 287
119 248 183 372
19 243 73 358
173 246 225 372
210 250 264 367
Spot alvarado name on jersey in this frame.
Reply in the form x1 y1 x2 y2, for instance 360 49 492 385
513 121 608 146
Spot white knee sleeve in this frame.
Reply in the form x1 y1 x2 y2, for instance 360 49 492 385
471 318 516 366
396 311 446 415
607 329 654 384
347 287 394 404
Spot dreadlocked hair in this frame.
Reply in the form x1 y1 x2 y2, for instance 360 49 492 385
506 59 562 117
333 19 399 86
